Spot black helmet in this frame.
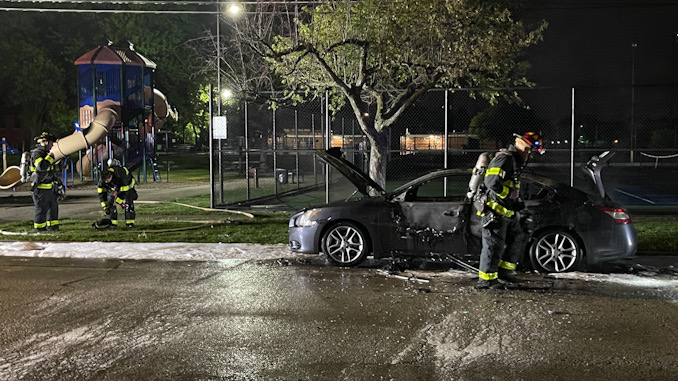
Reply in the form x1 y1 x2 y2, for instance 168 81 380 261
35 132 56 143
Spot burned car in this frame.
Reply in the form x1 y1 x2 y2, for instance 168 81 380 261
288 149 637 273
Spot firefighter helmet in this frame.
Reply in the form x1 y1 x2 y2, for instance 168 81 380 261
515 132 545 154
35 132 56 144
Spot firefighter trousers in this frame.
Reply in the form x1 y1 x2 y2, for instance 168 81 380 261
105 190 136 225
32 186 59 231
479 212 525 278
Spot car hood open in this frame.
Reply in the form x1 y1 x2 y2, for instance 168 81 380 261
315 148 386 197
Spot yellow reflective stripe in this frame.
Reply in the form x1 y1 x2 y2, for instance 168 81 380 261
47 220 59 226
101 201 107 207
125 220 135 224
108 168 115 172
130 178 135 188
30 166 36 171
498 186 510 199
486 200 514 217
45 155 55 164
499 261 516 270
34 222 47 229
120 185 130 191
124 167 129 175
37 183 54 189
34 157 43 166
111 220 119 225
479 271 498 280
485 167 505 178
97 188 105 193
115 197 124 204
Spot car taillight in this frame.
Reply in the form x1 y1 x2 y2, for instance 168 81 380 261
596 206 632 224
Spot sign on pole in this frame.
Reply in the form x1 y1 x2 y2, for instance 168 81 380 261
213 116 227 139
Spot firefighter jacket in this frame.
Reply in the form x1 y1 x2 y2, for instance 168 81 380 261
29 145 57 190
98 165 136 206
483 145 525 218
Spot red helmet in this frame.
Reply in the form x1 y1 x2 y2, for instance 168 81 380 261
515 132 545 154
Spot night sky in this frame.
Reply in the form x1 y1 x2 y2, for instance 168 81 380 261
520 0 678 87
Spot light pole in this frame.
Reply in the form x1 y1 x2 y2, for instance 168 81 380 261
631 42 637 162
216 1 221 115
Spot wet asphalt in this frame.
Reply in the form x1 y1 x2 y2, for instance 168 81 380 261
0 255 677 381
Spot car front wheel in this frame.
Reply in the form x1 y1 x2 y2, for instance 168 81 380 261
528 230 582 273
322 222 368 267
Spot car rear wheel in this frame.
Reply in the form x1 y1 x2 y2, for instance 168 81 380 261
528 230 582 273
322 222 368 267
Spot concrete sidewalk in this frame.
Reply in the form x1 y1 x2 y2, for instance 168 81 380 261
0 181 211 224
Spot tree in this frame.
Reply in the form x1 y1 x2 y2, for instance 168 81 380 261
224 0 546 188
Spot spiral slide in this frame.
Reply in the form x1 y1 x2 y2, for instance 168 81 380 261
0 166 21 190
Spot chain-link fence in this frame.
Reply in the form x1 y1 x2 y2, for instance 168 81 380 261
210 85 678 209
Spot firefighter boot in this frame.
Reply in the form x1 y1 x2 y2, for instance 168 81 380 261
498 268 522 284
476 279 506 290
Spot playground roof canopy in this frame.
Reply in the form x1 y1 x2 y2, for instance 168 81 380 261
74 44 156 69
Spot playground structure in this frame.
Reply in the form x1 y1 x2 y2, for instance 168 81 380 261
73 42 177 181
0 42 177 191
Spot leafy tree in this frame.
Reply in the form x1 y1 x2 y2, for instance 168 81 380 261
224 0 546 187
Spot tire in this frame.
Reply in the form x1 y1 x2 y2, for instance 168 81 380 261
322 222 368 267
528 230 583 273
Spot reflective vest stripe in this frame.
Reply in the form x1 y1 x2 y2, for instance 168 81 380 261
486 200 514 217
115 197 124 205
498 185 510 199
97 188 105 193
486 167 505 178
37 183 53 189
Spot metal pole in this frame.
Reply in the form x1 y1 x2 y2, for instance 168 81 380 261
209 84 214 208
245 101 250 200
570 87 575 187
216 2 221 116
295 109 300 189
444 89 449 196
325 91 330 204
631 43 637 163
312 114 317 185
273 108 278 195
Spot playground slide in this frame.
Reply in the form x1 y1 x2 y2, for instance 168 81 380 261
0 166 21 190
51 108 118 161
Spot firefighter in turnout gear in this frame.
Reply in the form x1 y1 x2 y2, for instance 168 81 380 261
477 132 545 289
96 160 138 228
30 132 60 232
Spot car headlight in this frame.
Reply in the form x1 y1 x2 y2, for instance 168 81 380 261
295 208 320 227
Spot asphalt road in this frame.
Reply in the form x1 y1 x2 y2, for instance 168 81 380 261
0 256 677 381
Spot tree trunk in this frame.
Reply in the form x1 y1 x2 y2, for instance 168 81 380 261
367 128 388 190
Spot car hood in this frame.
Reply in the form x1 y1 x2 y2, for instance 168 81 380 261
315 148 386 197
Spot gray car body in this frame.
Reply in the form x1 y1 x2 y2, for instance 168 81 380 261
288 150 637 269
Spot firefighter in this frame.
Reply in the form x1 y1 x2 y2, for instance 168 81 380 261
30 132 60 232
96 160 138 228
477 132 545 289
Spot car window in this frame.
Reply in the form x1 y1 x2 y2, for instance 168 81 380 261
404 175 467 202
521 179 550 201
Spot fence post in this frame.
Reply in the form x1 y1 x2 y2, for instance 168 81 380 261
570 87 575 187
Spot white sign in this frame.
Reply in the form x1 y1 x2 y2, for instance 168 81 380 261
213 116 227 139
